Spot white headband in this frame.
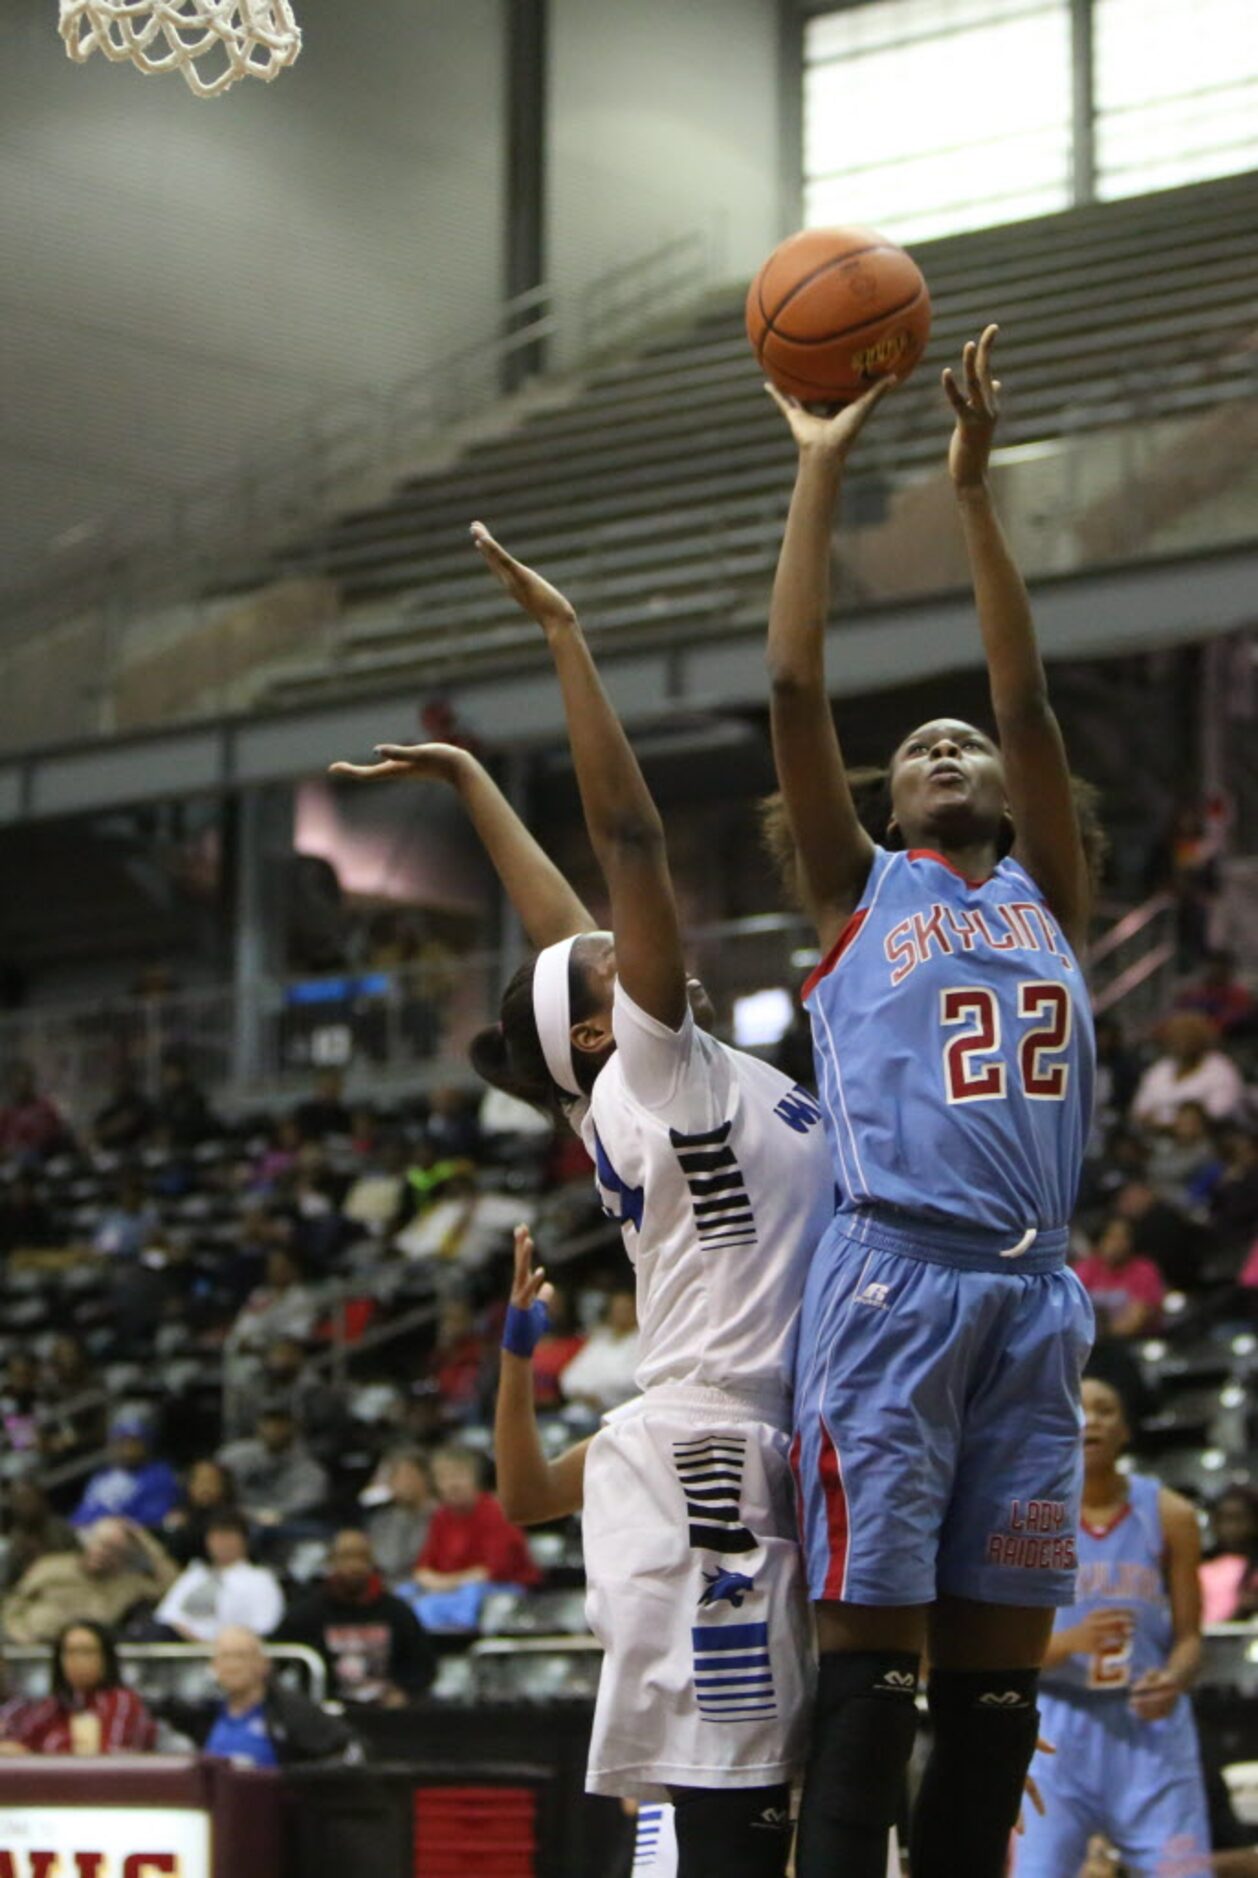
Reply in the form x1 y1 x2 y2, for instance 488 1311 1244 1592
532 933 610 1098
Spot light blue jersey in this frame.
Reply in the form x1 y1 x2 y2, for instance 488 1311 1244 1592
804 846 1095 1241
1017 1473 1211 1878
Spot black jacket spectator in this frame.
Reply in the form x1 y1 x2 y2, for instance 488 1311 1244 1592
275 1531 436 1705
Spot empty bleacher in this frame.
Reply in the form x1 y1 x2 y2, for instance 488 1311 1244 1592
254 170 1258 710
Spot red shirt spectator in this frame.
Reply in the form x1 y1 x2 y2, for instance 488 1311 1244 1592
1075 1218 1166 1337
4 1686 156 1754
416 1449 539 1589
0 1065 65 1161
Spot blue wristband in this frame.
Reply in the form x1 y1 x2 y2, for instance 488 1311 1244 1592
502 1299 550 1359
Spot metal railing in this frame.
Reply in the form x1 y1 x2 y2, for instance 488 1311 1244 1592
2 1642 327 1705
1090 890 1179 1022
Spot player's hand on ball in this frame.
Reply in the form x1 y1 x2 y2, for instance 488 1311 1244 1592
1128 1666 1180 1721
328 741 468 784
943 322 1001 489
471 521 577 635
511 1223 555 1313
765 375 896 463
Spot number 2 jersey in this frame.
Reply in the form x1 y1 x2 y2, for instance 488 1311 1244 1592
803 845 1095 1240
1041 1472 1172 1697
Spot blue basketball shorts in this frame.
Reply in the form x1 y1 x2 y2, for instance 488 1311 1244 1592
792 1209 1095 1608
1014 1689 1211 1877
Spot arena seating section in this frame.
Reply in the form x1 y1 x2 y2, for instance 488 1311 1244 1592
250 169 1258 709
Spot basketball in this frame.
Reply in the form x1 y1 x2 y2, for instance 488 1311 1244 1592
746 225 931 405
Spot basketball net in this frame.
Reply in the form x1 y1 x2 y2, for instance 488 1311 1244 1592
59 0 302 99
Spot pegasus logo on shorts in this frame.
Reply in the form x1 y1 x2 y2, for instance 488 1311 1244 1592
699 1569 755 1609
855 1280 892 1309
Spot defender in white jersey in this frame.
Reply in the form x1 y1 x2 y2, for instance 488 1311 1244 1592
339 529 837 1877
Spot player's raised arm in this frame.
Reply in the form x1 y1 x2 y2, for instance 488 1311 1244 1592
764 381 892 952
471 522 687 1033
944 324 1091 949
494 1225 591 1526
330 741 594 950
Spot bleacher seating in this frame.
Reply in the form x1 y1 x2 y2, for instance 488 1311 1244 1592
252 170 1258 709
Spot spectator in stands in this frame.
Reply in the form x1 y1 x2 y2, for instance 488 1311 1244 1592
1212 1127 1258 1242
0 1353 42 1458
0 1172 57 1256
69 1414 179 1531
276 1529 436 1705
158 1052 216 1149
0 1064 66 1163
1132 1013 1244 1131
162 1458 238 1565
1146 1102 1225 1211
1200 1486 1258 1625
91 1169 161 1260
228 1335 346 1455
156 1509 283 1641
1 1478 74 1592
1092 1015 1140 1125
1074 1217 1166 1338
288 1163 348 1271
224 1248 319 1368
362 1451 435 1584
530 1285 587 1409
3 1517 177 1644
1177 950 1256 1040
395 1163 522 1271
294 1069 352 1143
92 1068 156 1153
37 1335 106 1465
218 1402 329 1528
425 1086 481 1161
558 1289 641 1412
424 1298 490 1420
0 1621 155 1755
341 1132 410 1238
43 1332 94 1398
249 1116 303 1193
409 1446 539 1631
168 1624 358 1766
1113 1178 1204 1292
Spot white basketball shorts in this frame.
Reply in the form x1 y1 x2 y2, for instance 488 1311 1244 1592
582 1384 814 1802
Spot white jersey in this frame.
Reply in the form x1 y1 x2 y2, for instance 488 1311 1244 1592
578 982 836 1408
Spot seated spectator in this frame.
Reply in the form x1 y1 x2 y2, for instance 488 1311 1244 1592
0 1173 57 1255
0 1622 155 1755
158 1052 217 1149
43 1333 95 1399
225 1249 319 1367
249 1117 304 1193
289 1164 348 1271
395 1166 523 1270
276 1529 436 1705
218 1402 329 1528
1176 950 1256 1040
170 1625 358 1766
0 1063 67 1163
294 1069 352 1144
227 1336 347 1456
1212 1127 1258 1242
3 1518 177 1645
92 1069 156 1153
1131 1013 1244 1131
162 1459 238 1566
559 1289 641 1412
1091 1015 1140 1125
342 1134 410 1237
1200 1486 1258 1625
1146 1102 1224 1211
425 1086 481 1161
363 1451 435 1584
91 1170 161 1260
0 1352 42 1458
70 1414 179 1531
409 1446 540 1631
530 1285 587 1409
1074 1217 1166 1339
1113 1179 1204 1292
156 1510 283 1642
2 1478 75 1592
424 1299 490 1420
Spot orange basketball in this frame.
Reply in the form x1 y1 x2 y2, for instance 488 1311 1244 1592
746 225 931 405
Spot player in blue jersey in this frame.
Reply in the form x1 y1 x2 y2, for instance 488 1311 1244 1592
1015 1376 1210 1876
764 324 1101 1878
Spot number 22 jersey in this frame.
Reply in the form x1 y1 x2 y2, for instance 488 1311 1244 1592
803 846 1095 1238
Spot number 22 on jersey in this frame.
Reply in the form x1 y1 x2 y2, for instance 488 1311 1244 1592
940 980 1072 1105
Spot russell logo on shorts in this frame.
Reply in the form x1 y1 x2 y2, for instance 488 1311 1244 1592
855 1279 893 1309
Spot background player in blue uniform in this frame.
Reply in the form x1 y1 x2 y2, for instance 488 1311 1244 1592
1016 1376 1210 1876
765 325 1102 1878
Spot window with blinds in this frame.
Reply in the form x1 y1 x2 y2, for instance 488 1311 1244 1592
1094 0 1258 198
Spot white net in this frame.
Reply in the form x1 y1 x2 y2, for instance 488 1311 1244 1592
59 0 302 99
